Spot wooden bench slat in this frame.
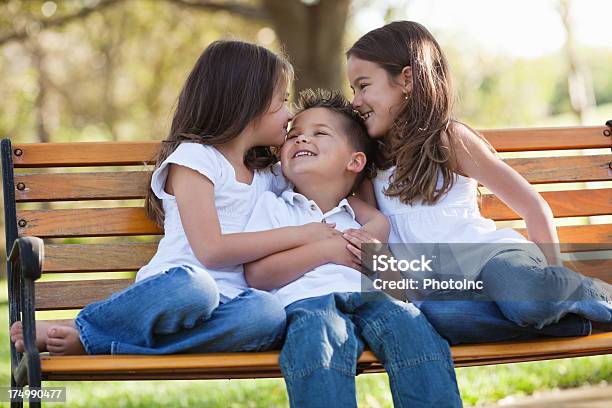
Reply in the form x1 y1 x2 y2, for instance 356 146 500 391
14 155 611 203
504 154 611 184
482 126 610 151
40 240 607 274
15 171 150 202
449 332 612 364
563 259 611 282
36 279 133 310
12 141 160 168
37 333 612 380
44 243 157 272
18 204 611 240
17 207 161 238
516 224 612 252
481 189 612 220
11 127 610 168
35 258 609 310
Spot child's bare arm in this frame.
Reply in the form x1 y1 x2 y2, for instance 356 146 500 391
245 235 359 290
244 242 328 290
347 195 390 242
450 123 562 265
170 164 338 269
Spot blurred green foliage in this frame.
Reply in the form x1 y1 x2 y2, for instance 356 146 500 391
1 0 611 145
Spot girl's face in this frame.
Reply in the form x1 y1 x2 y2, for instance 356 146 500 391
253 83 293 147
347 56 406 139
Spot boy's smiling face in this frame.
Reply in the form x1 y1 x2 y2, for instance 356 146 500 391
280 107 363 187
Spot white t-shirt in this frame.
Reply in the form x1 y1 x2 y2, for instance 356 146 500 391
244 190 371 307
373 167 545 283
136 142 288 300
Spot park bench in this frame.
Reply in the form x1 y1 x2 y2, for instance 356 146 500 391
2 122 612 407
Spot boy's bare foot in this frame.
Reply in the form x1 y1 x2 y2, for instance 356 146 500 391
46 326 86 355
10 319 74 353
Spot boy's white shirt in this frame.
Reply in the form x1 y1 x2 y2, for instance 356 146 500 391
244 189 371 307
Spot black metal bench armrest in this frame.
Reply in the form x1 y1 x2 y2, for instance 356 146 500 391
8 236 44 281
8 236 44 388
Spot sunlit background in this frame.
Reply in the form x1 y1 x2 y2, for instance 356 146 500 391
0 2 610 407
1 0 611 145
357 0 612 57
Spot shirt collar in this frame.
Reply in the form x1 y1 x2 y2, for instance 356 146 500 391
280 189 356 221
280 189 309 206
328 197 356 221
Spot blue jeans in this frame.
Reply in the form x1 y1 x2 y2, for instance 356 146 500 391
420 298 592 345
480 250 611 328
75 266 286 354
280 292 462 408
420 250 609 344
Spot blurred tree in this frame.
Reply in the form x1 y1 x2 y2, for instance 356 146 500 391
168 0 350 94
262 0 349 92
445 44 564 128
559 0 595 124
0 0 266 143
1 0 351 96
27 39 51 143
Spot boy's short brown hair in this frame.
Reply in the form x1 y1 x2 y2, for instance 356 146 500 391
294 89 373 183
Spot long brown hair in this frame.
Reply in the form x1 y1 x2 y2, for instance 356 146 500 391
347 21 459 206
145 40 293 226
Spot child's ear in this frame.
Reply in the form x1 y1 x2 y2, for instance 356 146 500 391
347 152 367 173
401 66 413 94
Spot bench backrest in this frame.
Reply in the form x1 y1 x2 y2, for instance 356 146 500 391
2 125 611 313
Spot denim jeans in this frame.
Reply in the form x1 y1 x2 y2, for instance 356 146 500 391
479 250 611 328
420 297 592 345
280 292 462 408
419 249 610 344
75 266 286 354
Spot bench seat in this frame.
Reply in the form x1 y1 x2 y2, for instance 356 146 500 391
37 333 612 381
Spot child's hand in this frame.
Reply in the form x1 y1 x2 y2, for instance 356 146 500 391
324 235 361 270
344 229 395 277
342 228 390 276
342 228 383 258
299 222 340 244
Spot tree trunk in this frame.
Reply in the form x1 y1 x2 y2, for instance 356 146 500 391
560 0 595 124
262 0 350 95
29 41 51 143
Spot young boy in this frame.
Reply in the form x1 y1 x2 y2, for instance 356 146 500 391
243 89 462 408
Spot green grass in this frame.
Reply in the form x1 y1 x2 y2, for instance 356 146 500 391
0 298 609 407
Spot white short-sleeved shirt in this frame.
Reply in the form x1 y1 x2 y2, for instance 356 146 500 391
373 167 544 283
244 190 368 307
136 142 288 300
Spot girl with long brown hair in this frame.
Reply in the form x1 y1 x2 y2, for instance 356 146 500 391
343 21 611 345
11 40 341 356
